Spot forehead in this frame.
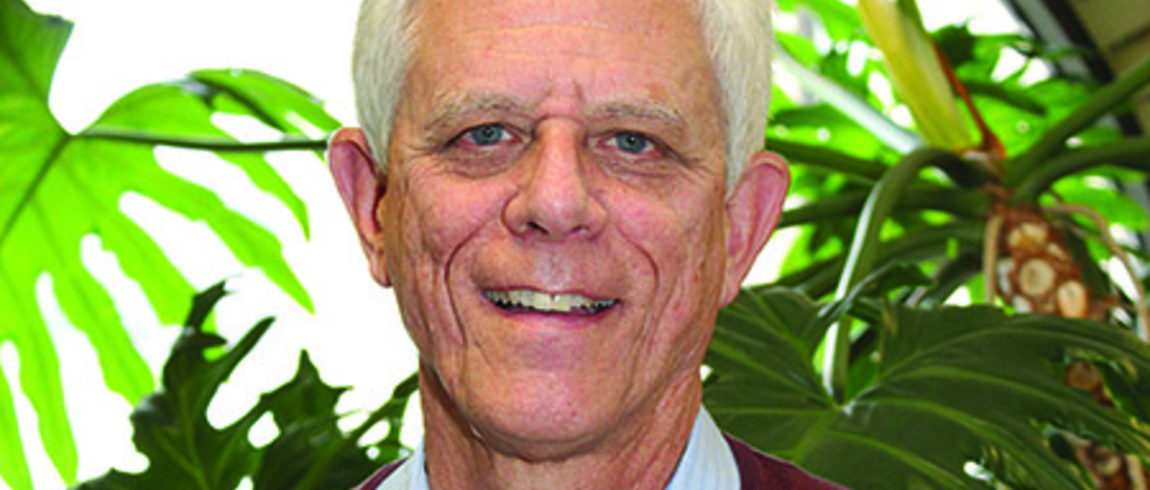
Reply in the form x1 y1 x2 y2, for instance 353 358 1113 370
410 0 701 35
402 0 718 119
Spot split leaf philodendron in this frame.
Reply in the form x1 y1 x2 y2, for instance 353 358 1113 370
72 283 419 490
0 0 337 487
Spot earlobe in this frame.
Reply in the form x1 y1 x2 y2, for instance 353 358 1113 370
720 151 790 305
327 128 392 287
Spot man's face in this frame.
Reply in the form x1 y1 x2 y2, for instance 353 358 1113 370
332 0 786 457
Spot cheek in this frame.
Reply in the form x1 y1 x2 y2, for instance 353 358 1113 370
668 212 727 338
396 168 508 266
617 186 726 279
611 188 728 335
384 169 512 342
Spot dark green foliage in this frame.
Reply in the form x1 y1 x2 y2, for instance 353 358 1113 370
736 4 1150 489
74 283 417 490
769 3 1147 293
768 0 1150 322
705 287 1150 490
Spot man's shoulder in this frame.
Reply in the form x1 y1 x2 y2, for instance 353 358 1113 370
352 459 405 490
723 434 849 490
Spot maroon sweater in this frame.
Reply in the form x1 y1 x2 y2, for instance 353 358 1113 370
352 434 847 490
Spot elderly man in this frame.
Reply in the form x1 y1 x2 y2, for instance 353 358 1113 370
327 0 845 488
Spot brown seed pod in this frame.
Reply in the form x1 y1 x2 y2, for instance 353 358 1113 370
1057 281 1089 319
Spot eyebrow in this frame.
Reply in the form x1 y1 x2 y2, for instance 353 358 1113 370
588 100 690 141
588 100 686 127
422 93 690 141
424 93 529 136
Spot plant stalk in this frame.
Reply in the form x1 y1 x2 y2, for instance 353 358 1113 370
1012 136 1150 204
79 128 329 152
824 148 953 401
774 221 983 299
768 139 888 182
1006 55 1150 188
781 185 989 228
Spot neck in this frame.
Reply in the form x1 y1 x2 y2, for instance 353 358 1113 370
418 366 702 490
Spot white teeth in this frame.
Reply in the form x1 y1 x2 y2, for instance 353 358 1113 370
484 290 616 314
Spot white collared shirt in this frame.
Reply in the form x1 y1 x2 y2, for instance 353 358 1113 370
375 408 739 490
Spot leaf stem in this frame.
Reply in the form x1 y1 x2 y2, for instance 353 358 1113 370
780 186 988 228
774 222 983 299
824 148 961 402
79 129 329 152
1006 55 1150 188
963 80 1047 116
768 139 888 182
1011 136 1150 204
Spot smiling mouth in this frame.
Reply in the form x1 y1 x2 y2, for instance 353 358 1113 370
483 290 618 315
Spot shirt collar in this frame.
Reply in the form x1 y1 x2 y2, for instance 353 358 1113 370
666 407 740 490
376 408 739 490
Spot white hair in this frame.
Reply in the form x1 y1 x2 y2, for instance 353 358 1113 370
353 0 774 189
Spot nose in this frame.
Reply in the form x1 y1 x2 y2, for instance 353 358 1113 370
503 122 607 241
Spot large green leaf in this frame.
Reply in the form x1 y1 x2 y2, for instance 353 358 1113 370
0 1 76 487
705 287 1150 490
75 284 417 490
0 0 337 486
0 340 32 490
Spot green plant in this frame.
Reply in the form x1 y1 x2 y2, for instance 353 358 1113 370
0 0 337 488
707 276 1150 489
73 282 418 490
9 0 1150 489
702 1 1150 489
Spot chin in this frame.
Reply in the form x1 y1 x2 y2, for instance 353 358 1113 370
456 370 632 460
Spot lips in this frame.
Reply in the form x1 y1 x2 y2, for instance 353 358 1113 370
483 289 618 315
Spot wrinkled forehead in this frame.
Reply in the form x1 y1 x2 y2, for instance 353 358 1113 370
415 0 699 27
407 0 706 49
402 0 717 105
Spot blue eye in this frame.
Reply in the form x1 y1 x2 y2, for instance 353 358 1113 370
465 124 508 146
612 132 652 154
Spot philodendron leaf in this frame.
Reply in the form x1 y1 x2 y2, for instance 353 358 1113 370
0 0 336 485
71 284 271 490
0 0 77 487
252 365 418 490
705 287 1150 490
74 284 414 490
252 352 369 490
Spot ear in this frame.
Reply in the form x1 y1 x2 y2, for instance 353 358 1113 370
328 128 391 287
720 151 790 305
